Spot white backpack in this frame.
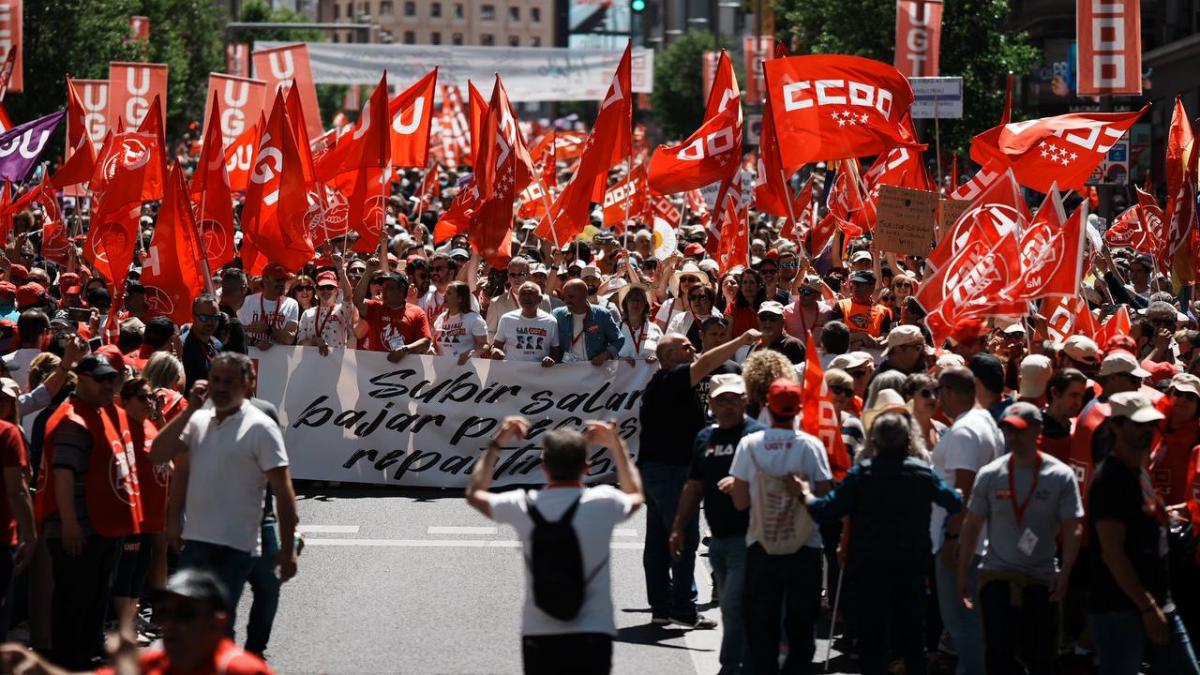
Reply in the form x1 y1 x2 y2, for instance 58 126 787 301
747 446 815 555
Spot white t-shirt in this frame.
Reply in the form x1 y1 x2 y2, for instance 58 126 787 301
434 311 488 358
495 309 558 362
238 293 300 344
617 321 663 359
930 406 1005 554
179 401 290 555
567 313 589 362
489 485 635 636
730 427 832 549
297 303 353 349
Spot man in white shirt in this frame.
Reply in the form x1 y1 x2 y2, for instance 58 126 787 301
238 264 300 350
150 352 300 641
729 378 832 673
485 256 553 337
932 366 1004 675
492 282 560 366
466 416 644 675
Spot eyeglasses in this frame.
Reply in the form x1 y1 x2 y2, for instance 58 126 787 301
508 271 528 278
294 285 314 292
919 387 939 399
830 385 854 397
194 313 221 323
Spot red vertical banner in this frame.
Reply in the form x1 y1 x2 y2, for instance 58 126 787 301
894 0 943 77
1077 0 1142 95
226 43 249 78
203 74 266 148
743 36 773 104
108 62 168 131
129 16 149 41
76 79 110 153
0 1 21 94
252 43 324 142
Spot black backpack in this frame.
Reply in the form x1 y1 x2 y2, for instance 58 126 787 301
525 492 607 621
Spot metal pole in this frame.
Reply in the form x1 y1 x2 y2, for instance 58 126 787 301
934 96 943 193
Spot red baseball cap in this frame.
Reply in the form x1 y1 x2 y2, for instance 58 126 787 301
15 283 44 308
1104 334 1138 356
7 265 27 284
262 263 295 280
766 378 803 418
0 282 15 299
684 242 705 257
316 271 338 288
950 317 988 344
59 272 80 288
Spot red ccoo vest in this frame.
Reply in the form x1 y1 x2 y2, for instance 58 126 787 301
1069 400 1111 507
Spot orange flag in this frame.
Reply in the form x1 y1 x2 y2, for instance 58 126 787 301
142 164 208 324
189 90 237 272
802 333 851 481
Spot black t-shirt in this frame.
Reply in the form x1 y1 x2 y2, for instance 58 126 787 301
689 418 766 538
756 335 806 364
1088 455 1171 613
639 364 705 466
696 361 741 423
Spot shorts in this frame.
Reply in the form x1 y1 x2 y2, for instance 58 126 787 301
111 533 155 599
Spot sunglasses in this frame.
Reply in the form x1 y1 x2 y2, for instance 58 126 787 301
348 267 366 275
679 276 701 285
830 385 854 397
194 313 222 323
919 387 939 399
294 285 314 292
318 285 337 291
799 287 818 296
508 271 528 278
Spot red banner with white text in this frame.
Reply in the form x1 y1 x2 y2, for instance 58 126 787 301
203 74 267 148
894 0 943 77
1077 0 1142 96
252 43 324 142
108 62 168 131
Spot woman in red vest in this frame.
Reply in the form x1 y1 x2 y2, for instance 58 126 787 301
1150 374 1200 505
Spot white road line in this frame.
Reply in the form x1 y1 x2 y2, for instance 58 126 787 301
427 526 498 535
304 538 645 549
613 529 639 537
296 525 360 534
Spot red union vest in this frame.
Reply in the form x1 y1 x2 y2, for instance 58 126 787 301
1069 400 1110 507
837 298 888 337
35 399 143 538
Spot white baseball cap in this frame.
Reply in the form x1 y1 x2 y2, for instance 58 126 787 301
709 373 747 398
1099 351 1151 378
1108 391 1166 423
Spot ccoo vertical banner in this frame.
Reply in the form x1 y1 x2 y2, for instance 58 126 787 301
252 43 324 142
1077 0 1142 95
0 0 20 93
203 74 267 147
108 62 168 131
894 0 943 77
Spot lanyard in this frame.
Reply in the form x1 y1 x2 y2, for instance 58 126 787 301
1008 451 1044 530
570 315 588 348
625 321 646 352
315 303 336 339
258 295 279 336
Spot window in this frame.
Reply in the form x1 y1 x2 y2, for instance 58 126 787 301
481 33 495 46
530 36 541 47
531 7 541 22
430 32 441 45
403 30 415 44
452 32 464 45
508 35 519 47
453 3 464 19
481 4 495 20
379 0 392 16
508 6 520 21
431 2 441 17
333 3 340 19
403 1 415 16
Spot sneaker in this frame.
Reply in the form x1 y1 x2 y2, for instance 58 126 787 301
670 614 718 630
651 613 671 626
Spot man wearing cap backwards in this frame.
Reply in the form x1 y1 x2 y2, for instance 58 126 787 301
354 257 433 362
298 254 358 355
828 269 892 349
931 367 1005 675
34 353 143 669
745 301 806 365
492 281 560 366
1069 351 1152 500
238 264 300 350
668 374 766 673
637 328 761 629
957 401 1084 675
877 324 929 377
1088 392 1200 675
728 378 832 673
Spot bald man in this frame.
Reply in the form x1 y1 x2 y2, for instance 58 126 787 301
552 279 624 365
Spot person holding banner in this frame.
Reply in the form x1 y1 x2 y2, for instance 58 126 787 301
239 265 299 351
553 280 623 366
354 257 432 361
432 281 488 366
492 281 559 366
298 255 357 355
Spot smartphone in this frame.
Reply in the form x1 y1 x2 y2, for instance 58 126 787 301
67 307 92 322
88 337 103 351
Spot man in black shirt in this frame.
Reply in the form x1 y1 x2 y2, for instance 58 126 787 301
669 374 764 673
182 294 223 390
1088 391 1200 675
638 328 760 629
746 301 805 364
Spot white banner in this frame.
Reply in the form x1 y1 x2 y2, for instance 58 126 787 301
254 41 654 102
252 347 654 487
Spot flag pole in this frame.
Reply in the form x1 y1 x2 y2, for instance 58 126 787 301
196 189 215 295
934 96 943 194
414 162 429 222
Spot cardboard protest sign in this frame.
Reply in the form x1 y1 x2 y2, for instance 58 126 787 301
874 185 937 256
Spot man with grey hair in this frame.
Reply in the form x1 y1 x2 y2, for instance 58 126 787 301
485 256 549 337
492 281 560 366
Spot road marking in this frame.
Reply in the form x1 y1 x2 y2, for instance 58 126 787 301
305 538 645 550
427 526 498 535
613 529 639 537
686 556 722 674
297 525 360 534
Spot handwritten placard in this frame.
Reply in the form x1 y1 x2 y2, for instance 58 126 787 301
939 198 972 238
874 185 938 256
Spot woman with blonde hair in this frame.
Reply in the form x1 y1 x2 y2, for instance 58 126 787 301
288 275 317 313
742 349 796 420
142 352 188 426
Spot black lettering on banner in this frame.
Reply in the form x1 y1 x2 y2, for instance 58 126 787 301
520 390 556 416
450 416 499 445
393 450 442 480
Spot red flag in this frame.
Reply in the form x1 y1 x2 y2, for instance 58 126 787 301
85 198 140 287
223 120 260 192
764 55 916 170
239 90 315 274
417 164 440 212
948 162 1004 201
535 44 632 243
779 177 815 241
90 128 165 204
189 90 237 272
1001 189 1086 302
928 169 1029 271
1041 296 1096 343
252 44 324 141
284 85 317 186
894 0 944 77
802 333 851 481
753 91 792 218
1164 97 1196 287
712 173 748 271
342 75 393 251
647 50 742 194
517 181 548 220
969 106 1147 192
828 160 865 220
471 75 534 267
141 164 207 324
1077 0 1141 96
51 129 96 189
468 81 488 165
601 165 646 228
1096 305 1132 346
0 182 10 244
537 130 558 190
921 231 1024 345
390 68 437 168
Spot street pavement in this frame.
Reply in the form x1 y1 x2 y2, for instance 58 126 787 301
239 483 852 674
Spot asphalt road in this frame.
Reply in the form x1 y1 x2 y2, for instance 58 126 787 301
239 483 852 675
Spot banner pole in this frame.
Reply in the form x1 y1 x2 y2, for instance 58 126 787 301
934 97 943 194
196 186 215 295
414 163 429 222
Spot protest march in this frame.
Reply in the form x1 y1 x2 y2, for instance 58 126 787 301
0 0 1197 673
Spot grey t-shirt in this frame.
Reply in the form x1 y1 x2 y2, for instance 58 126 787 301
43 421 94 538
969 452 1084 581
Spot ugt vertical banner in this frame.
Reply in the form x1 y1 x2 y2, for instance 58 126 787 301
108 62 168 131
75 80 110 153
252 43 324 142
1076 0 1142 95
203 74 267 147
0 1 21 93
894 0 943 77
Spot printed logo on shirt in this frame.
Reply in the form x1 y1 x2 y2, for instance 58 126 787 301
110 432 140 505
706 443 736 457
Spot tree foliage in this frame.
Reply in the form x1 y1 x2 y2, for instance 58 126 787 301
773 0 1040 155
650 31 722 141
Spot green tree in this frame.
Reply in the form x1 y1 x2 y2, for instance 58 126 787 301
650 31 722 140
773 0 1039 154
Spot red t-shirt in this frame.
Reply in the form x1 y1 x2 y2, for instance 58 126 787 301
363 300 432 352
0 421 27 546
96 638 274 675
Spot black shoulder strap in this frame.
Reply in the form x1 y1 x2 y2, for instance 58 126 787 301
525 490 547 527
557 495 583 524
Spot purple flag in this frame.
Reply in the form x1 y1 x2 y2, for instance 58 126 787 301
0 110 65 183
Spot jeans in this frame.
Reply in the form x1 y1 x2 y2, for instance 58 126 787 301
978 577 1058 675
934 553 985 675
179 540 256 639
245 521 281 655
1089 609 1200 675
47 535 123 670
0 544 13 643
640 462 698 620
851 560 928 675
709 535 750 674
522 633 612 675
745 544 822 675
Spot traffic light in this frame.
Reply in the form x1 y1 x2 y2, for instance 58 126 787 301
630 0 647 13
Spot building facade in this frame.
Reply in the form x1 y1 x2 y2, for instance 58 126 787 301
317 0 556 47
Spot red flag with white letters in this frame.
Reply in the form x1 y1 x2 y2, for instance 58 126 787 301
189 91 237 272
712 173 748 271
1000 189 1086 302
894 0 943 77
1077 0 1141 96
753 92 792 218
802 333 851 481
920 231 1023 345
472 75 534 267
928 169 1029 271
602 165 646 228
390 68 438 168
